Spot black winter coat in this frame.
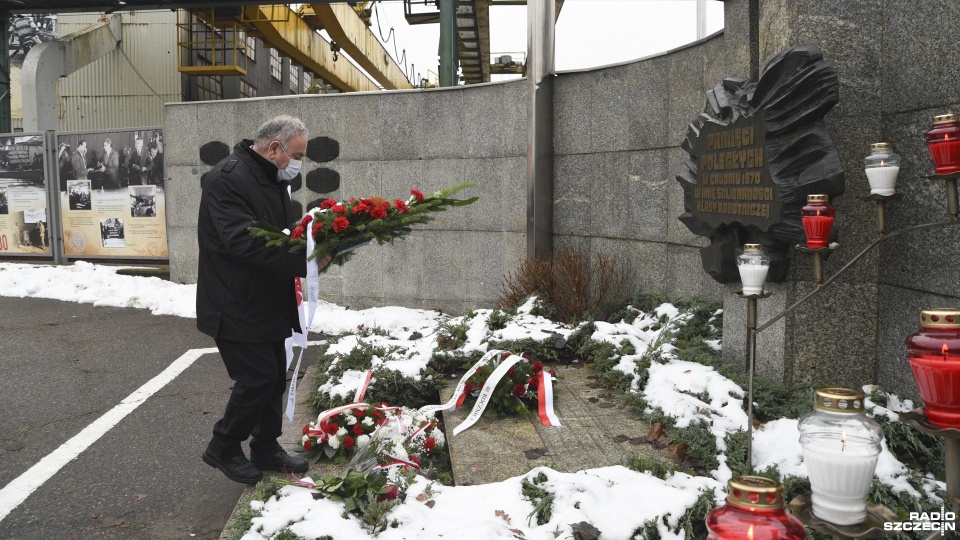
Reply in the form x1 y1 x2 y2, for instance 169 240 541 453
196 140 306 343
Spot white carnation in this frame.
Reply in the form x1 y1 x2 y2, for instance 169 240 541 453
346 416 358 425
362 417 374 426
337 427 347 437
328 436 340 449
357 434 370 447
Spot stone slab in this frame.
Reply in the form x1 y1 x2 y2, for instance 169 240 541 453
443 363 670 486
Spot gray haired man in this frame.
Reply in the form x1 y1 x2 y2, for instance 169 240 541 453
196 115 330 484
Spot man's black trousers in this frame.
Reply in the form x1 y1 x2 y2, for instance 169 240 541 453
208 338 287 459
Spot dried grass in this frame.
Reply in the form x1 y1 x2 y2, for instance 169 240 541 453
498 246 628 323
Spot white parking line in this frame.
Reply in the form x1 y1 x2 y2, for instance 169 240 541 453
0 347 218 523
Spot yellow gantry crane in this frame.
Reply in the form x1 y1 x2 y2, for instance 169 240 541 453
177 3 412 93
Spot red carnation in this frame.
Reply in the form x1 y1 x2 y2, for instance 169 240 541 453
463 382 476 395
394 199 409 213
290 226 305 240
548 369 557 378
343 436 355 450
311 221 323 236
320 198 337 209
299 214 313 228
333 216 350 233
411 189 425 203
424 437 436 452
323 421 339 435
378 485 398 502
302 424 310 435
372 410 382 418
377 418 387 426
369 205 387 220
532 361 544 373
353 424 364 436
354 409 365 418
332 204 346 215
303 439 312 451
352 202 370 215
513 383 527 397
410 455 420 465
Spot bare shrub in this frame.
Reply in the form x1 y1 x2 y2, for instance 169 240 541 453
497 246 628 323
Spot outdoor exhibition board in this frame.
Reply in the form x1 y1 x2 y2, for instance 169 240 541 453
57 128 168 259
0 133 52 256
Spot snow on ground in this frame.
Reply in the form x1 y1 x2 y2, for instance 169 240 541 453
0 262 947 538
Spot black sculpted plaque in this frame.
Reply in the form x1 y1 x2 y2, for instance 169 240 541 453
676 44 845 284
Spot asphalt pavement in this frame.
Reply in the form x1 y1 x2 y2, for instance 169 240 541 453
0 296 280 540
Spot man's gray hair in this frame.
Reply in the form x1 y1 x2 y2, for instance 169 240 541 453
252 115 309 151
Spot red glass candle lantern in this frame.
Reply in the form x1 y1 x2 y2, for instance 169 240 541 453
801 194 835 249
925 114 960 175
706 476 806 539
906 309 960 429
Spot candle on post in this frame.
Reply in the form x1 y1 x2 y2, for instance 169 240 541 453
925 114 960 175
705 476 806 539
801 195 835 249
906 309 960 429
737 244 770 295
798 388 884 526
864 142 900 196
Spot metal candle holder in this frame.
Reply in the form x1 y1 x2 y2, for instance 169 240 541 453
738 173 960 532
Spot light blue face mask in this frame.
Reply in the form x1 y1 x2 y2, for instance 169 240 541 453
276 142 302 181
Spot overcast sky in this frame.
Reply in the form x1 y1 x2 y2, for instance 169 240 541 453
366 0 725 85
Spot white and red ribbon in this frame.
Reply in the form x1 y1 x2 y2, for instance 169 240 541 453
418 349 509 417
353 370 373 403
537 370 561 427
284 209 321 421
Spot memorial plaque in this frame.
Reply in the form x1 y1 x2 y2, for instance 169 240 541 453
677 45 845 283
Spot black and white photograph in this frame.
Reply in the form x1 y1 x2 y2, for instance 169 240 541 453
0 188 7 215
99 217 125 248
17 208 47 250
58 130 164 190
67 180 92 211
129 186 157 218
8 14 56 69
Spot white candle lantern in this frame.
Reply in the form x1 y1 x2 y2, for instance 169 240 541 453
864 142 900 196
737 244 770 296
798 388 884 526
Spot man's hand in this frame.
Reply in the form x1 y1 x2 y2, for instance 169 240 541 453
316 252 333 271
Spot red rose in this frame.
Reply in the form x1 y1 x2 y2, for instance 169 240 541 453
378 485 398 502
299 214 313 228
323 422 339 435
532 361 543 373
302 424 311 435
513 383 527 397
507 368 515 377
353 424 364 436
352 202 370 214
369 205 387 220
332 204 346 215
394 199 409 213
528 376 538 387
311 221 323 236
424 437 436 452
320 198 336 209
333 216 350 233
303 439 312 451
290 226 305 240
343 436 355 450
411 189 425 203
548 369 557 378
463 382 475 395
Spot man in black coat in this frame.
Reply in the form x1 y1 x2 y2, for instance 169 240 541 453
196 115 329 484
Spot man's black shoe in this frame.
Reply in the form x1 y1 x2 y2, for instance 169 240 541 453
251 448 309 474
202 450 263 485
